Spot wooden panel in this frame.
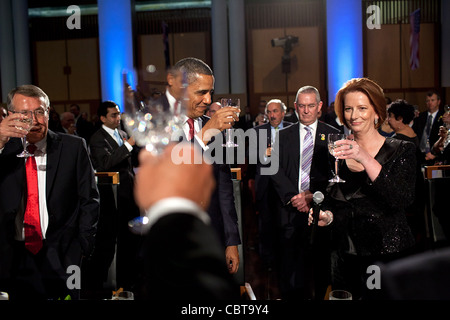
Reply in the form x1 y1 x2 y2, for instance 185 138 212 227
172 32 207 64
366 25 401 89
138 34 167 86
137 32 208 96
35 40 68 101
66 38 100 100
251 26 321 95
401 23 436 89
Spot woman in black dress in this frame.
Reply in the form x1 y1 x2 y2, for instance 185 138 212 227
311 79 416 299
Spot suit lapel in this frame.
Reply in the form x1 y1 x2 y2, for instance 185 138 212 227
102 127 119 149
289 123 300 181
46 130 62 198
314 122 327 152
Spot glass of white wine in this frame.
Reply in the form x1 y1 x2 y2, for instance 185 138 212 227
14 111 34 158
328 133 348 183
220 98 240 148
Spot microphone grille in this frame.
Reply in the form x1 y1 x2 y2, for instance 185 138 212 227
313 191 324 204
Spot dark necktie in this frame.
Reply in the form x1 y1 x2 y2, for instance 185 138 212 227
24 144 43 254
187 118 195 141
425 114 432 137
300 126 313 191
174 101 180 115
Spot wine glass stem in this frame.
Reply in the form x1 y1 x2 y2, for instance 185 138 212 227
335 159 339 177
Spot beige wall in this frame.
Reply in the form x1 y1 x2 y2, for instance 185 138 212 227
249 26 325 113
34 38 100 118
32 23 442 118
365 23 439 110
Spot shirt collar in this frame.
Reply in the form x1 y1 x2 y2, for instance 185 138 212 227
271 122 283 130
102 124 118 136
299 120 318 131
26 138 47 155
166 90 177 109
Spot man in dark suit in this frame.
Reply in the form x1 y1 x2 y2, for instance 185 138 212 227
412 90 444 165
134 144 239 300
0 85 99 300
248 99 292 269
163 57 241 274
271 85 340 300
88 100 141 293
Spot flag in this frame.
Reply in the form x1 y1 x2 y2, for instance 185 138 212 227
409 8 421 70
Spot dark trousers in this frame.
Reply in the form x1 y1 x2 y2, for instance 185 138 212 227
7 241 77 300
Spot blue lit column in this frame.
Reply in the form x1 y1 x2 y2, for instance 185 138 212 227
98 0 134 111
326 0 363 103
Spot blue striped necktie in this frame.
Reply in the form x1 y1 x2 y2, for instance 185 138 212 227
114 130 123 146
300 126 313 191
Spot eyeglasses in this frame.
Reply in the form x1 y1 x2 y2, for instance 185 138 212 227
296 104 317 109
11 109 47 119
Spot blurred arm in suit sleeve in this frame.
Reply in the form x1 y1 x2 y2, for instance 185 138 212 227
134 143 239 299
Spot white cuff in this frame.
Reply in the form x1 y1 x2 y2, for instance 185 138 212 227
144 197 210 229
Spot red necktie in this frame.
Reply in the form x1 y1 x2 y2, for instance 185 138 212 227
187 118 195 141
24 144 43 254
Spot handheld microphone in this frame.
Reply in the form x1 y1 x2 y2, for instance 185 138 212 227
310 191 324 245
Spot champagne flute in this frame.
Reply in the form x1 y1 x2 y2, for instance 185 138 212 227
328 133 347 183
15 111 34 158
221 98 240 147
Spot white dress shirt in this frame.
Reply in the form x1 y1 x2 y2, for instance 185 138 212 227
144 197 210 229
14 139 49 240
102 125 133 152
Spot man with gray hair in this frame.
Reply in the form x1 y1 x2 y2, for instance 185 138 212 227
0 84 99 300
271 85 340 300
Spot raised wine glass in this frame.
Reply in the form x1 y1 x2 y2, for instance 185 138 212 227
221 98 240 147
14 111 34 158
121 69 185 156
328 133 348 183
121 67 186 234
